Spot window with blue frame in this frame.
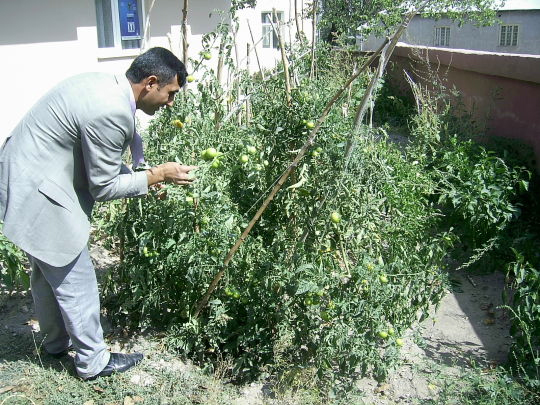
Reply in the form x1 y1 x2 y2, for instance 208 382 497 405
95 0 143 50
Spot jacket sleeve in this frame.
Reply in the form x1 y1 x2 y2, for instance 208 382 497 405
81 111 148 202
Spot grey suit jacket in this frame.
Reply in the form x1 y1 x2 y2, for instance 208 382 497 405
0 72 148 266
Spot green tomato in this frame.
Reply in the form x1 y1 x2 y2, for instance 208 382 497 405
315 147 323 153
330 212 341 224
378 331 389 339
211 159 221 169
320 310 331 321
388 327 395 336
305 121 315 129
311 151 319 157
379 274 389 284
254 164 263 171
263 160 269 166
186 75 195 83
239 154 249 164
203 51 212 60
246 145 257 155
206 147 219 159
185 196 194 205
396 338 404 347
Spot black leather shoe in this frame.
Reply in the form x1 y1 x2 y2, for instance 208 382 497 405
86 352 144 380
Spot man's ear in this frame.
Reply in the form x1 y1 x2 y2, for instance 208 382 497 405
145 75 159 90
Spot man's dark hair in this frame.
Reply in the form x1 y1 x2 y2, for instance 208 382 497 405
126 47 187 87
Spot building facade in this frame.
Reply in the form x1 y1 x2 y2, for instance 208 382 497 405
358 2 540 55
0 0 312 142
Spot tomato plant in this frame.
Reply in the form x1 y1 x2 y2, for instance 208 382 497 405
94 34 530 394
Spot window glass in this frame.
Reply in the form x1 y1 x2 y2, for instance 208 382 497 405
95 0 115 48
95 0 143 50
435 27 450 47
261 11 283 49
500 25 518 46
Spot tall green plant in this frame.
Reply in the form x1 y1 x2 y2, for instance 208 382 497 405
96 44 452 393
0 227 28 291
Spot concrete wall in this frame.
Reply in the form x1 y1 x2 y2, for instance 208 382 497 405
387 44 540 170
359 10 540 55
0 0 312 143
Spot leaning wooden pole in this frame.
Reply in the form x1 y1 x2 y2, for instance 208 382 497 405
181 0 189 91
294 0 302 41
309 0 317 79
247 20 265 79
214 35 227 130
344 8 420 162
272 8 292 104
193 45 387 318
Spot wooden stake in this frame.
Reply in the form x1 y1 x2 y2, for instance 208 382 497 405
344 8 419 162
214 35 227 130
271 8 292 104
247 20 264 80
294 0 302 41
309 1 317 79
181 0 189 91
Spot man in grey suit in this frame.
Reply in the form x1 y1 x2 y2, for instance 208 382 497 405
0 47 197 380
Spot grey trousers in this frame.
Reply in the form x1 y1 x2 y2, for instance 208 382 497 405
27 247 110 379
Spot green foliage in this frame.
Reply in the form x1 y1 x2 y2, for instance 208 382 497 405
0 226 28 291
320 0 502 44
97 44 452 393
419 367 540 405
406 88 529 266
504 250 540 382
94 27 533 397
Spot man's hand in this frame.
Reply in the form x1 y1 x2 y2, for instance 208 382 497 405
146 163 198 186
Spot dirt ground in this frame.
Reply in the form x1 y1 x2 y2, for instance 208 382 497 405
0 246 513 404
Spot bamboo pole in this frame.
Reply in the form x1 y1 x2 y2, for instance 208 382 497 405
272 8 292 105
344 7 420 162
294 0 302 41
309 0 317 79
193 44 387 318
246 43 252 123
214 36 226 130
181 0 189 91
247 20 264 80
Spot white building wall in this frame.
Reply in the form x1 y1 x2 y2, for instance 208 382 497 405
0 0 312 143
